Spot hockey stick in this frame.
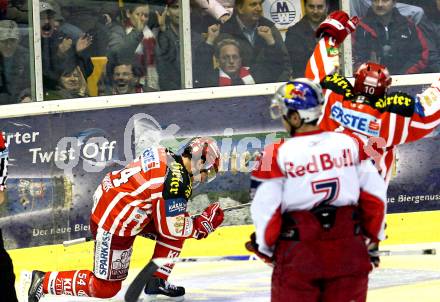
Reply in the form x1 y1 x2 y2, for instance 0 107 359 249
62 237 93 247
124 261 159 302
222 202 251 212
373 248 436 257
124 254 258 302
62 203 251 247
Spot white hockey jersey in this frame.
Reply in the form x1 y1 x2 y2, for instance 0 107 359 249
250 129 387 257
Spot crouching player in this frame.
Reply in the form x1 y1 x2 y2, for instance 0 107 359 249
28 137 224 301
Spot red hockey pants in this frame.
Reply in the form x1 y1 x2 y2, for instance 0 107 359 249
271 206 372 302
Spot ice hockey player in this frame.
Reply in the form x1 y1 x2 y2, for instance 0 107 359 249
305 10 440 185
0 131 18 302
248 78 387 302
28 137 224 301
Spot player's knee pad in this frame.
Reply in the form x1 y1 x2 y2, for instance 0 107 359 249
90 276 122 298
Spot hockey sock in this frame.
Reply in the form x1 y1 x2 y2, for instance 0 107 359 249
43 270 93 296
152 239 184 280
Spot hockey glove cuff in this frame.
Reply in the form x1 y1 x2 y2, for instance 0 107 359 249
368 242 380 269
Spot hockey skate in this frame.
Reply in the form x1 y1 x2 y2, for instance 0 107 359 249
144 277 185 301
28 270 45 302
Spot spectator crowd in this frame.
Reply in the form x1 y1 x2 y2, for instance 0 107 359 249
0 0 438 105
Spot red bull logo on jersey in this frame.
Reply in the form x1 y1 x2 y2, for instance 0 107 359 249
330 102 381 136
284 149 354 177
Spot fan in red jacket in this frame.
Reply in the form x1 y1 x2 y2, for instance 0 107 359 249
305 11 440 186
28 137 224 302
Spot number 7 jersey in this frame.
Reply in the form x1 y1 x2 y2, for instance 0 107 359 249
91 147 196 239
250 130 387 256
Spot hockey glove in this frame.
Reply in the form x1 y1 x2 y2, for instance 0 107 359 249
193 202 224 240
245 232 273 266
368 242 380 269
316 11 359 44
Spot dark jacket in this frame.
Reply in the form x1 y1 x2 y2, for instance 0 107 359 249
155 27 180 91
155 26 203 91
353 7 429 74
41 31 94 94
218 14 291 82
0 45 30 105
285 16 318 78
418 15 440 73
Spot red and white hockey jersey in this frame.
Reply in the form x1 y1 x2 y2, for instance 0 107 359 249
251 130 387 257
305 37 440 184
91 146 195 239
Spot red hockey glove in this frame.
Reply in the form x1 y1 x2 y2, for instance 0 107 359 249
245 232 273 266
193 202 224 239
316 11 359 44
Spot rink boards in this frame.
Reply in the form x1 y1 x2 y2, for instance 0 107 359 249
9 209 440 276
0 97 439 250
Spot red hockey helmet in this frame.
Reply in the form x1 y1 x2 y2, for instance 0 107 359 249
182 137 221 186
353 62 392 98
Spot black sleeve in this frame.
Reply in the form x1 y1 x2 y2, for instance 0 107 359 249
374 92 416 117
192 42 216 88
162 158 192 201
321 73 355 99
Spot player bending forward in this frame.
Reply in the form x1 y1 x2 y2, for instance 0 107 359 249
28 137 224 301
248 79 387 302
305 11 440 185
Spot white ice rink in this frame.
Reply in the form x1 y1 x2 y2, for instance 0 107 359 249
19 243 440 302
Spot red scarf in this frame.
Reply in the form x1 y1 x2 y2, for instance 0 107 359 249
219 66 256 86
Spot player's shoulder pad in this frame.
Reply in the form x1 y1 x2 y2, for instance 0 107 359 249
321 73 355 100
163 157 192 201
251 139 285 181
374 92 415 117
